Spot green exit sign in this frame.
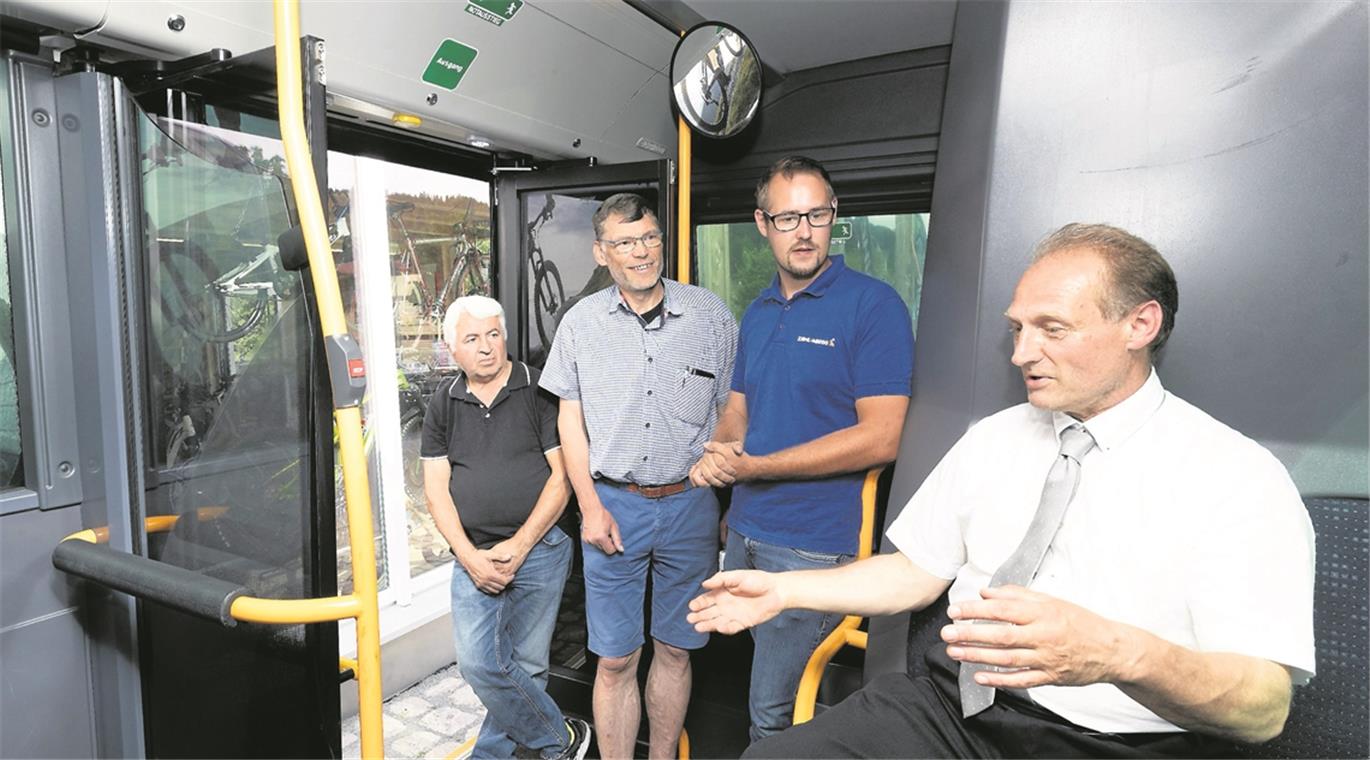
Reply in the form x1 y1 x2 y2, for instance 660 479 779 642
422 39 479 90
831 221 852 240
466 0 523 26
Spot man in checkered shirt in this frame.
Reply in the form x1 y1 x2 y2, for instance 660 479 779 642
540 193 737 759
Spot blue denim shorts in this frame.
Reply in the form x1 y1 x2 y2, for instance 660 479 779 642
582 482 720 658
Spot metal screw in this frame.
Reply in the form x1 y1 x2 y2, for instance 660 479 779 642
61 114 79 131
167 14 186 32
57 461 74 477
426 93 438 106
31 109 50 127
572 138 582 148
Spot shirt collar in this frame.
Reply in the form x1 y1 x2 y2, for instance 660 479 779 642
1052 368 1166 452
609 278 684 317
761 255 847 303
448 359 529 402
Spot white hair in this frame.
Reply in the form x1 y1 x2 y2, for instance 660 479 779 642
442 295 506 347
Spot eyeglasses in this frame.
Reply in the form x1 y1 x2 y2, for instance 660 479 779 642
760 206 837 232
598 231 665 256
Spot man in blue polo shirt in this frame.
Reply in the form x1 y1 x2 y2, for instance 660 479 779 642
689 156 913 743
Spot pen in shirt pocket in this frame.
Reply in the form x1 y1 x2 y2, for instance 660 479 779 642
686 366 715 379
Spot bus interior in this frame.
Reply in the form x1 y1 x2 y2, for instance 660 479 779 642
0 1 1366 758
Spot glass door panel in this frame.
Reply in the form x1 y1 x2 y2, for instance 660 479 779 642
138 105 336 758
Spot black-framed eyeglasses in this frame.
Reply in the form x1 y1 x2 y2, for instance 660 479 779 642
760 206 837 232
598 231 665 255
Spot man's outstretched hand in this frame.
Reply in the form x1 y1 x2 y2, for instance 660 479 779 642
687 569 785 634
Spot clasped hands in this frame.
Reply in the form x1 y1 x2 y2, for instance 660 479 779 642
460 539 529 595
689 440 750 487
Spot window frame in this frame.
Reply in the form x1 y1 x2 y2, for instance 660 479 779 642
0 54 84 515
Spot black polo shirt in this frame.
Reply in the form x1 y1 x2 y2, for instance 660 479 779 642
419 361 563 549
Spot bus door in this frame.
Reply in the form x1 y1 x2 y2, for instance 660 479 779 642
111 44 338 757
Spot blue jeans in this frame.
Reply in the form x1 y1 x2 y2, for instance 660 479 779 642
725 528 853 744
451 526 573 759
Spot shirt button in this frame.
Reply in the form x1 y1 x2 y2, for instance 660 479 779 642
646 389 653 396
645 422 651 429
642 456 648 461
647 356 653 362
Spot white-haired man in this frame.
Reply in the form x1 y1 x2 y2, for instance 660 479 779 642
421 295 590 759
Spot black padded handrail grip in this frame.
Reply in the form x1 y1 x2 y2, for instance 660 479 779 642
52 541 247 627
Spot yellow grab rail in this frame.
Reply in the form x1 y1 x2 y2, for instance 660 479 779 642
62 506 230 545
792 466 883 724
272 1 384 756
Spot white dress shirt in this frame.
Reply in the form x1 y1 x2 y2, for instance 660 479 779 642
886 370 1316 733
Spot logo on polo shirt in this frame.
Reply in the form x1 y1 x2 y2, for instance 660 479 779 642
796 335 837 348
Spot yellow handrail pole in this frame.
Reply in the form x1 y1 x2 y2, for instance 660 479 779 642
792 467 884 724
856 467 880 560
676 31 693 760
271 2 383 759
676 112 692 284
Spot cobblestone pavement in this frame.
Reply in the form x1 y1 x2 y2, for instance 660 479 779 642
342 664 484 760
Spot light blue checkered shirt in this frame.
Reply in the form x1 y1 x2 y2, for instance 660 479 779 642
539 279 738 485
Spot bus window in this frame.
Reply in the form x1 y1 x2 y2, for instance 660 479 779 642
328 156 492 584
696 212 931 335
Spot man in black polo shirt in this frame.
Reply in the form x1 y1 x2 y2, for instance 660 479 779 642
422 295 589 760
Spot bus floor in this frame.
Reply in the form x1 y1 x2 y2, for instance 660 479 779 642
341 662 487 760
340 631 755 759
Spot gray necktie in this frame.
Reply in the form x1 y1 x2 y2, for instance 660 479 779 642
958 424 1097 718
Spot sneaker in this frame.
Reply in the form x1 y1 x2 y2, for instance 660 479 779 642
554 717 592 760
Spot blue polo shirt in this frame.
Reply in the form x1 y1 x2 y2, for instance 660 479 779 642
728 256 914 555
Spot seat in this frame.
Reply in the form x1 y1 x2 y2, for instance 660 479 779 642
902 497 1369 758
1234 496 1368 759
796 496 1368 759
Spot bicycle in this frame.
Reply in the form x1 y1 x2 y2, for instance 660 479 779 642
526 195 566 348
434 197 492 311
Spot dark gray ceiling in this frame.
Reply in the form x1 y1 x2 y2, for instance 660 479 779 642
679 0 958 73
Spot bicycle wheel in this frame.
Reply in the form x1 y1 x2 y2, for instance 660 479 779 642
533 260 565 348
400 413 426 509
452 251 489 298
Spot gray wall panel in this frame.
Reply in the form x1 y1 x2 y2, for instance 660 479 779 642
0 503 82 630
868 0 1010 677
0 611 96 759
974 0 1368 496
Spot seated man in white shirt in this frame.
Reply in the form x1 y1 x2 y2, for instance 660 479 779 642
687 223 1316 758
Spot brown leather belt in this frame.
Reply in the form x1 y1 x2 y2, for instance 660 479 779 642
601 478 691 499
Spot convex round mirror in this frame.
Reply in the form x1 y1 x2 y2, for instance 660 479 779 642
670 23 762 138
